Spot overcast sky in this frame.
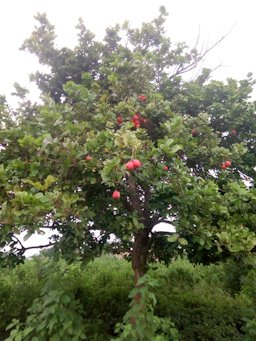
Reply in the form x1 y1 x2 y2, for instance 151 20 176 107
1 0 256 104
1 0 256 255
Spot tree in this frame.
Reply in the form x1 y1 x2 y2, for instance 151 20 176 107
0 7 256 284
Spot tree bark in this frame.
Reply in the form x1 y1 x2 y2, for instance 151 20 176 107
125 175 151 284
132 228 150 285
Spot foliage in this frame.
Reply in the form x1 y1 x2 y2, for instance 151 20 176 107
0 255 132 341
5 289 86 341
1 255 256 340
243 318 256 341
114 275 179 341
0 8 255 273
0 257 46 337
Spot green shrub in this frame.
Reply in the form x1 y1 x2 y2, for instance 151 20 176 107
1 255 256 340
73 255 133 338
0 257 47 339
152 258 255 340
241 270 256 303
243 317 256 341
114 275 179 341
5 289 86 341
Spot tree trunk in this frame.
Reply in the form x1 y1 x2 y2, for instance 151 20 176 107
132 228 150 285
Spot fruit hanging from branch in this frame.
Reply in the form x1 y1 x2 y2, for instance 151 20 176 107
221 160 232 170
132 159 142 169
112 190 121 199
125 161 135 171
125 159 142 171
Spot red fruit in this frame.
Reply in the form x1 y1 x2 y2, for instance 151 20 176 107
221 163 227 170
192 128 198 137
231 129 237 136
225 160 231 167
133 159 142 168
112 190 120 199
85 155 92 161
132 113 145 128
117 116 123 125
163 165 168 171
138 95 147 102
132 114 140 121
125 161 135 171
133 113 142 120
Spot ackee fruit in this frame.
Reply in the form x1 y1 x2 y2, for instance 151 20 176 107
133 159 142 168
112 190 120 199
125 161 135 170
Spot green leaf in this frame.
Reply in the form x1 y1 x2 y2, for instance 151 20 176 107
1 201 7 214
5 319 20 331
167 233 179 243
178 237 188 246
170 144 182 154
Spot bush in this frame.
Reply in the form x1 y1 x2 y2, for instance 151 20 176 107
151 258 254 340
5 289 87 341
1 255 256 340
0 257 47 339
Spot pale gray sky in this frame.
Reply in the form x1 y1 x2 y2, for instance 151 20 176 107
1 0 255 255
1 0 256 104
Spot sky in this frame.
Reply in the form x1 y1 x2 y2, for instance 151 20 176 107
1 0 256 255
1 0 256 104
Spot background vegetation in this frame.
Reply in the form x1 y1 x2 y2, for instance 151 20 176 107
1 254 256 340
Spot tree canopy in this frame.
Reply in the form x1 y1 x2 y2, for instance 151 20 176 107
0 7 255 281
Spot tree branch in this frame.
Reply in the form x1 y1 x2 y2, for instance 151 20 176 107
143 185 151 218
22 243 54 251
12 235 26 250
169 27 234 80
123 195 133 212
12 235 54 253
127 174 143 217
152 230 174 236
155 218 173 225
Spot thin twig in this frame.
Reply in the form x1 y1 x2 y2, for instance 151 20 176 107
169 25 235 80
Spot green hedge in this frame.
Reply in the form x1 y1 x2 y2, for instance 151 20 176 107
0 255 255 340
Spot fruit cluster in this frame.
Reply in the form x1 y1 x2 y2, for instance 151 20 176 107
112 160 171 199
132 113 147 128
112 159 142 199
125 159 142 170
116 113 147 128
115 94 147 127
221 160 232 170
